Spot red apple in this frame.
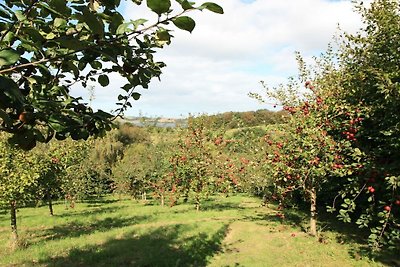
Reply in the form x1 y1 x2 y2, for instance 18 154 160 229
368 186 375 193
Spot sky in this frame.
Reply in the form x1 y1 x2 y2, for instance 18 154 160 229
71 0 368 118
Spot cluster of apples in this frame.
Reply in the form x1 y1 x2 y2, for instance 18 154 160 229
367 185 400 211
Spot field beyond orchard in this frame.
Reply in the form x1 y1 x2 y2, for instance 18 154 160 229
0 195 394 266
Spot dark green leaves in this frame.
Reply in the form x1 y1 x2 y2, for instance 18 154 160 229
173 16 196 33
0 49 20 67
98 75 110 87
147 0 171 15
0 76 24 109
0 0 224 149
199 2 224 14
82 8 104 36
177 0 195 10
8 130 37 150
49 114 68 132
132 92 141 100
48 0 70 16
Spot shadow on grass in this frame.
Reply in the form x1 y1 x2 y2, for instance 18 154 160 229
37 224 229 267
15 202 128 220
315 212 399 266
81 197 120 205
200 200 244 212
245 204 399 266
54 205 129 218
27 214 152 246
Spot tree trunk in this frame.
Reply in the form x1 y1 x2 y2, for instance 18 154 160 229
10 200 18 250
309 187 318 236
160 194 164 206
195 195 200 211
47 192 54 216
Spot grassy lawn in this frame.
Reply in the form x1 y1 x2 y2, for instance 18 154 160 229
0 195 394 266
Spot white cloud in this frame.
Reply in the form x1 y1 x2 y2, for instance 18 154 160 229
71 0 367 117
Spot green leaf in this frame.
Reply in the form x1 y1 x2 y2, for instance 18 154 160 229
116 22 131 35
156 29 171 43
132 19 147 30
0 76 24 108
0 49 20 67
49 115 68 132
82 8 104 36
58 37 87 50
132 92 141 100
48 0 70 15
3 32 14 43
45 32 57 40
146 0 171 15
121 83 133 91
173 16 196 33
199 2 223 14
94 109 114 119
369 234 377 240
0 8 11 19
38 2 64 17
23 28 45 43
110 13 124 33
90 61 102 69
177 0 195 10
14 10 26 21
54 18 67 28
98 75 110 87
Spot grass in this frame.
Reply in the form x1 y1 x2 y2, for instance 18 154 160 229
0 195 395 266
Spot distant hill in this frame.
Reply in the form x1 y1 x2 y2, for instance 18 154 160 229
119 116 187 128
119 109 287 129
205 109 287 129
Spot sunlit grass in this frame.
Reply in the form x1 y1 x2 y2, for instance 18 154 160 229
0 195 392 266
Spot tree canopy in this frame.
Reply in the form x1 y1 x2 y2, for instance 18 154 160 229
0 0 222 149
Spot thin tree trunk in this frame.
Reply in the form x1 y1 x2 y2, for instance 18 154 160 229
10 200 18 250
160 194 164 206
47 193 54 216
309 187 317 236
195 195 200 211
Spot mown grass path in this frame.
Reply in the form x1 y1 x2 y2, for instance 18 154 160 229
0 195 391 266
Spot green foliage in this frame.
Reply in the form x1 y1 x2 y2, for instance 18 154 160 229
329 0 400 250
168 116 241 210
112 143 154 197
0 0 223 149
0 133 40 207
253 0 400 250
206 109 286 129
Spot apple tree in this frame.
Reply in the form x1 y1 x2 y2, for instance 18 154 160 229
0 133 41 249
326 0 400 249
169 116 240 210
253 0 400 249
0 0 223 150
255 76 364 236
